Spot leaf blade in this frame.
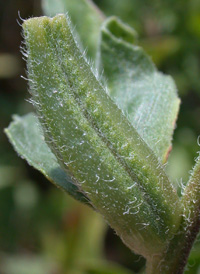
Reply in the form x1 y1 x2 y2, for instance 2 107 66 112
98 17 180 163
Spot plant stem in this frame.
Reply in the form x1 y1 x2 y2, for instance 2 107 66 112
146 158 200 273
146 222 198 273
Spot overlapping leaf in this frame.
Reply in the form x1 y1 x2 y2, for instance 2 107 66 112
98 17 180 163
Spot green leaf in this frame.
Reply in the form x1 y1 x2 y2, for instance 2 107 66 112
22 14 182 260
4 113 90 205
98 17 180 163
42 0 104 60
182 154 200 231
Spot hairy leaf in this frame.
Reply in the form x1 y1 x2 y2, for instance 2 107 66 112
5 113 90 205
182 155 200 230
98 17 180 163
42 0 104 60
22 14 181 259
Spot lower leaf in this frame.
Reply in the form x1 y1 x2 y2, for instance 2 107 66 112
5 113 90 205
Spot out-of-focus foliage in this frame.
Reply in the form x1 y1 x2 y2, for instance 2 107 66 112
1 0 200 273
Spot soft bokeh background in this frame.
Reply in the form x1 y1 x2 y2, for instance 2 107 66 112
1 0 200 273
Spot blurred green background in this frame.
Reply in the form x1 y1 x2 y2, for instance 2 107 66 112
1 0 200 273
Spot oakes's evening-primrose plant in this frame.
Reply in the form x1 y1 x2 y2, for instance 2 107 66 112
5 1 200 273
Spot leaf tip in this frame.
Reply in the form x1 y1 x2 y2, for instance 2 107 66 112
102 16 138 44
